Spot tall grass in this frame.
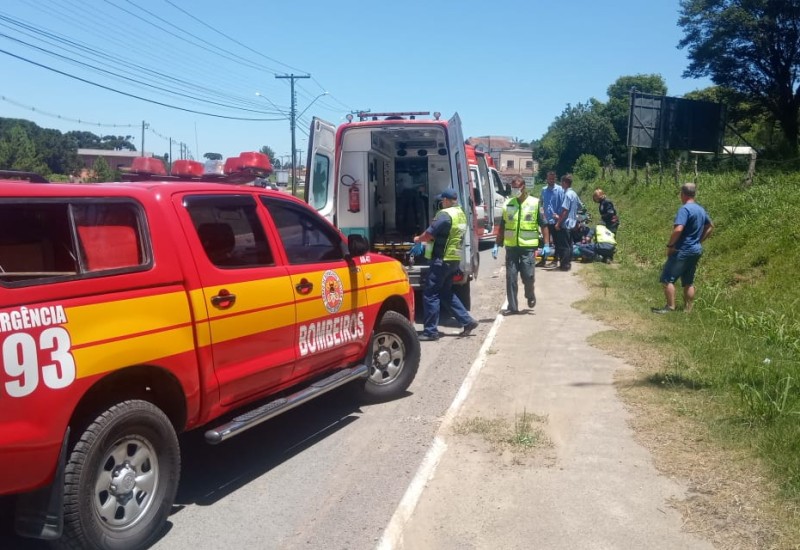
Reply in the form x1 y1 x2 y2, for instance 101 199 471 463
573 168 800 499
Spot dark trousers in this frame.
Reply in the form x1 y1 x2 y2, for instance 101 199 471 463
422 260 474 336
505 246 535 312
554 226 573 269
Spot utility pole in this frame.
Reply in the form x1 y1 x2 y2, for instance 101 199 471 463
141 121 149 157
276 73 310 195
169 138 173 171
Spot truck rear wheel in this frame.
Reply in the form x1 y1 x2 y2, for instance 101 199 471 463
60 400 180 550
359 311 420 402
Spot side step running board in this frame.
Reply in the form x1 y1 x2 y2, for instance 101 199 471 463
204 364 369 444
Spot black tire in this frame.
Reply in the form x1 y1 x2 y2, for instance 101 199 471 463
60 400 180 550
358 311 420 402
454 280 471 311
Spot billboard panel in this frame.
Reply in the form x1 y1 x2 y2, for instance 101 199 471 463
627 92 726 153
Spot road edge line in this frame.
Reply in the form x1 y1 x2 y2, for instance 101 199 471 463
376 306 506 550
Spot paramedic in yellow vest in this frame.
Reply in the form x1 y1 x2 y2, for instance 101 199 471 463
594 223 617 263
492 176 543 314
413 188 479 341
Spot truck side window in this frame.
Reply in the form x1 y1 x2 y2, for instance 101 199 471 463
0 200 147 286
261 198 344 264
74 203 144 272
184 195 274 268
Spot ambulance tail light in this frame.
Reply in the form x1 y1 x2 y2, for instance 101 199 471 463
171 160 204 178
130 157 167 176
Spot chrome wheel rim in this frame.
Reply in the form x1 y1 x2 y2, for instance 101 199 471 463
370 331 406 386
93 436 159 531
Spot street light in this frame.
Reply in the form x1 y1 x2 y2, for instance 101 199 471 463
297 91 329 121
254 91 288 116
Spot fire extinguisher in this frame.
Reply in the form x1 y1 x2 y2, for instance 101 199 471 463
342 175 360 213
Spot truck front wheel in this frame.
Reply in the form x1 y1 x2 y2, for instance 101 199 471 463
61 400 180 550
359 311 420 402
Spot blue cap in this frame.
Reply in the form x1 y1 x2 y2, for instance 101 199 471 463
435 188 457 201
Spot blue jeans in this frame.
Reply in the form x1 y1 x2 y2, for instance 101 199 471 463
422 260 474 336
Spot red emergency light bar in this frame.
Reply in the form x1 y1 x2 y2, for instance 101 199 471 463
124 151 273 184
171 160 204 178
130 156 167 176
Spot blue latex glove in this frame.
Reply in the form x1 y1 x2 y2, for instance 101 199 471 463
492 244 499 259
411 242 425 256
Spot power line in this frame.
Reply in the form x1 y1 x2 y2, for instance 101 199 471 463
0 47 287 121
158 0 306 74
0 23 285 115
0 95 137 128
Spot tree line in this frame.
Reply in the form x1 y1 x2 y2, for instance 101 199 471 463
0 117 136 176
535 0 800 179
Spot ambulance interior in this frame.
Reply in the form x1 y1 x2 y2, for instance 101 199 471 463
335 125 455 263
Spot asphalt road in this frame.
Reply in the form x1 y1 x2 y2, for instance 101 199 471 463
1 247 504 550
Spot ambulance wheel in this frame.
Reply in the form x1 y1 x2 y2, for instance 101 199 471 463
454 281 471 310
61 400 180 550
360 311 420 402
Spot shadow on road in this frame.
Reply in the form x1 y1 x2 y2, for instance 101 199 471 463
0 386 369 549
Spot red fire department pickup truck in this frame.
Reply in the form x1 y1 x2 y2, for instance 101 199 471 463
0 152 420 549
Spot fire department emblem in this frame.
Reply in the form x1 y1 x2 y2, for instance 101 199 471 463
321 270 344 313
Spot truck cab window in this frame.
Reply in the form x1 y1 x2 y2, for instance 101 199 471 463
184 195 274 268
261 198 344 264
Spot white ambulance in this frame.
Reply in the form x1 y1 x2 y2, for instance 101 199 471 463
306 111 478 308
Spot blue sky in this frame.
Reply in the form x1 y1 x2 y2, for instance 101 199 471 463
0 0 711 164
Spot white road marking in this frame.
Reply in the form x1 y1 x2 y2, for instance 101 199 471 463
376 304 507 550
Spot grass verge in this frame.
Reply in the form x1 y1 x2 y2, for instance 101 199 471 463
569 169 800 548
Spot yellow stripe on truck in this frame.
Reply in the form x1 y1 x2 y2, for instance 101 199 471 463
73 325 196 378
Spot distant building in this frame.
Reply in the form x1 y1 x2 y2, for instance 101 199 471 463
466 136 537 182
77 149 152 173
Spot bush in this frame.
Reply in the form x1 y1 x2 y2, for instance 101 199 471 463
573 154 601 181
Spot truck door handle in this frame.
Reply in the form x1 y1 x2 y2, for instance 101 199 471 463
211 290 236 309
295 279 313 295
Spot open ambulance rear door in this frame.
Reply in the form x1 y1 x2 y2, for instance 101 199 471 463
306 117 337 224
447 113 477 279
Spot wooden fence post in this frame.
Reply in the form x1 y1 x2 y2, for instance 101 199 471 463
742 150 757 187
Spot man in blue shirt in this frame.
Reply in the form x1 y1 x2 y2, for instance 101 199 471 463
538 170 564 267
553 174 580 271
652 182 714 314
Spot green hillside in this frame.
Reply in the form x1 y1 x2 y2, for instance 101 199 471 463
566 168 800 533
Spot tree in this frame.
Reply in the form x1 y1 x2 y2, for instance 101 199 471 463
537 101 618 176
0 125 48 173
603 74 668 163
678 0 800 152
204 152 223 161
573 154 602 181
259 145 277 167
91 156 114 183
100 135 136 151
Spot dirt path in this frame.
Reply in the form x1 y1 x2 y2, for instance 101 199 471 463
393 263 715 549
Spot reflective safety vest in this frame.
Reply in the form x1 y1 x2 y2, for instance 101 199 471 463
595 224 617 245
503 195 540 248
424 206 468 261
